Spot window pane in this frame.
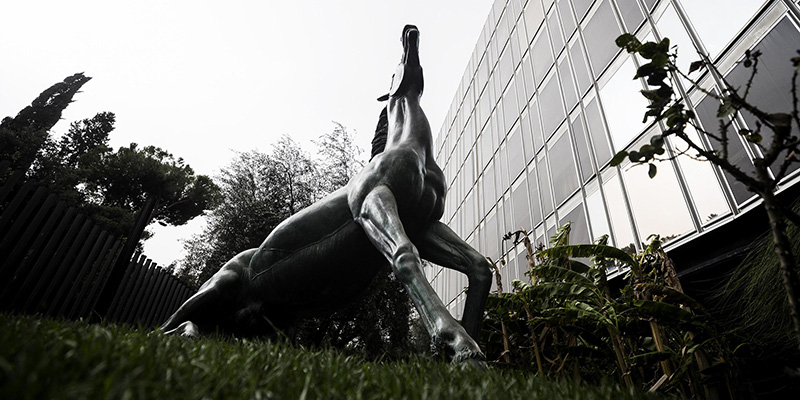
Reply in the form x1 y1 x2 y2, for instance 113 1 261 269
503 82 520 130
512 175 532 230
558 0 576 38
465 190 476 235
572 0 593 22
585 97 613 164
532 28 555 84
559 55 578 110
509 27 522 66
527 165 543 225
586 181 611 241
560 203 590 244
616 0 644 32
582 0 621 77
725 18 800 173
507 123 526 179
499 46 515 89
479 131 493 170
622 129 695 244
520 107 535 164
522 52 537 98
498 142 511 194
486 212 499 258
599 55 648 150
655 4 699 88
571 114 594 181
546 223 557 245
602 169 636 252
681 0 765 58
694 94 754 204
517 247 531 281
499 198 513 239
569 38 592 95
548 9 565 54
483 161 497 211
529 97 545 153
540 72 566 138
515 19 529 57
497 9 510 47
549 130 580 205
524 0 546 41
538 156 554 216
673 125 731 224
515 69 529 111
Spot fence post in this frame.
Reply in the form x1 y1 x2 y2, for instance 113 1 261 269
93 196 156 319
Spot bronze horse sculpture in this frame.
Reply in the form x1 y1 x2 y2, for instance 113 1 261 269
161 25 492 363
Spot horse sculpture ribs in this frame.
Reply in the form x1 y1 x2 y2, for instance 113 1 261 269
161 25 492 364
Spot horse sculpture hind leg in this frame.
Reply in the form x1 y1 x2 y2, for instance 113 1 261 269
416 222 493 341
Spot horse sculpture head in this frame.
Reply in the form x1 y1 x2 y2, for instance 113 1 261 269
378 24 424 103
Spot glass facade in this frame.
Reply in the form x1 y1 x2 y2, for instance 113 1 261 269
430 0 800 318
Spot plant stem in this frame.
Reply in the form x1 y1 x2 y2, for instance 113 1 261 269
649 322 673 377
608 326 634 388
761 189 800 352
522 303 545 375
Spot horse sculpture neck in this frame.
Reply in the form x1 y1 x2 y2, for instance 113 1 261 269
385 96 432 159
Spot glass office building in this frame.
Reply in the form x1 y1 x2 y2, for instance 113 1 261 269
429 0 800 318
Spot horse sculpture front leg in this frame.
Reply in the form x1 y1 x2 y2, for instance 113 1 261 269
354 186 485 364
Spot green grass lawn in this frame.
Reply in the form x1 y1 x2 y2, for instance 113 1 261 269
0 314 670 400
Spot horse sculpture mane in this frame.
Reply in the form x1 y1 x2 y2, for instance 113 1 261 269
370 108 389 161
161 25 492 365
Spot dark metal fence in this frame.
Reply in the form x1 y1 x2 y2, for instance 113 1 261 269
0 162 191 327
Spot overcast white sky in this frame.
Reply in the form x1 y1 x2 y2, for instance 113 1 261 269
1 0 494 265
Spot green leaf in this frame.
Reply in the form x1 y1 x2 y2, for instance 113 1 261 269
767 112 792 128
688 60 704 74
615 33 640 52
651 52 669 68
610 151 628 166
630 299 696 324
634 283 706 310
649 135 665 147
638 42 659 59
527 282 601 304
648 163 657 178
530 265 594 286
716 99 736 118
636 63 658 79
541 244 639 270
657 37 671 53
639 144 656 156
746 133 762 143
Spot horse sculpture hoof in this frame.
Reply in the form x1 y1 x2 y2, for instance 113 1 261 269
164 321 200 337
